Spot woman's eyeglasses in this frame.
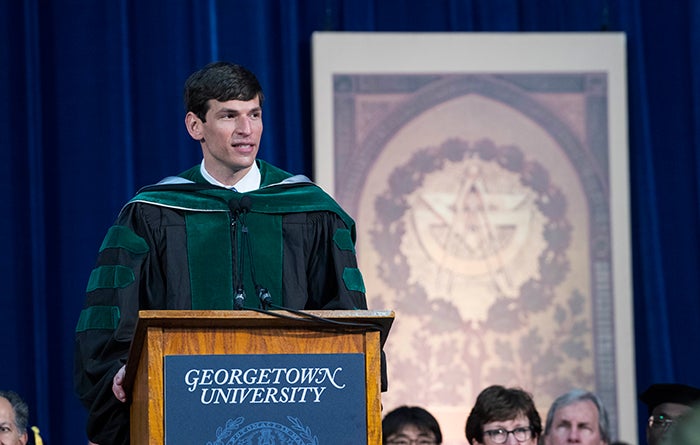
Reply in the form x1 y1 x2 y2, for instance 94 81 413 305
483 426 533 444
648 415 675 431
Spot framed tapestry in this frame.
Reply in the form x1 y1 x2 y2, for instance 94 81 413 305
312 32 633 445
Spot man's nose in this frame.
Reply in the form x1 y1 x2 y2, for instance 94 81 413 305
235 116 252 134
567 427 581 442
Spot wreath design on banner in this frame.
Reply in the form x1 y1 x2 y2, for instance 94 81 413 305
370 137 593 402
207 416 318 445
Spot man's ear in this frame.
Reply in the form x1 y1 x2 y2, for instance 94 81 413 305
185 112 203 141
19 431 28 445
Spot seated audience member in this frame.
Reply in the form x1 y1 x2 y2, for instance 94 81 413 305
662 402 700 445
383 405 443 445
0 390 30 445
543 388 610 445
640 383 700 445
465 385 542 445
0 391 45 445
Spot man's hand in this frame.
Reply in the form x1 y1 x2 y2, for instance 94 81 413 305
112 365 127 402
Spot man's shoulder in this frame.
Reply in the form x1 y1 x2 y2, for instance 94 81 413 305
253 184 354 230
176 165 202 182
125 166 230 212
258 159 294 185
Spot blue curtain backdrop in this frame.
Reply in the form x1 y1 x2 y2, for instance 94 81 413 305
1 0 698 443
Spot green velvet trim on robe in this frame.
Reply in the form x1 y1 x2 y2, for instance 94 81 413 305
99 225 149 254
75 305 121 332
241 211 284 307
86 265 135 292
132 185 355 233
333 228 355 252
184 211 284 309
129 188 294 309
342 267 366 294
185 212 235 309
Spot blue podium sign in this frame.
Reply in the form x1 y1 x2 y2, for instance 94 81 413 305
164 353 367 445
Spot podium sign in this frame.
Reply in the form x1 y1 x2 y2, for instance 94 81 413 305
126 310 393 444
165 353 367 444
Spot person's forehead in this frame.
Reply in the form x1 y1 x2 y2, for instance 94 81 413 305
484 413 530 429
207 97 261 112
555 400 599 422
392 423 435 437
652 402 692 418
0 396 16 423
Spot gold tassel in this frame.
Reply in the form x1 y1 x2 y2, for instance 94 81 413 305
30 426 44 445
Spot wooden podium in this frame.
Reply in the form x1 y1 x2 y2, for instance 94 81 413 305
125 309 394 444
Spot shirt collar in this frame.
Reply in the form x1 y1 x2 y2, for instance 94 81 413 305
199 159 261 192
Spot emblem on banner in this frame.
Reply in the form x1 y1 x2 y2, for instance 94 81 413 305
367 136 592 402
207 416 318 445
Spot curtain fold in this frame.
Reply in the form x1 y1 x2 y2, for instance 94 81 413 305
1 1 698 442
620 0 674 382
23 0 51 432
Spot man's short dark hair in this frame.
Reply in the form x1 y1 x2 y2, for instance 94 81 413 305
0 390 29 434
382 405 443 444
184 61 264 121
465 385 542 443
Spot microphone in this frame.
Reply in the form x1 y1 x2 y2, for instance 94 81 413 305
228 196 250 310
227 194 271 310
235 195 274 310
239 195 252 213
229 195 252 215
234 286 246 310
257 285 273 310
228 197 241 215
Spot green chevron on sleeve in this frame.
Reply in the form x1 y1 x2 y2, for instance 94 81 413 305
333 228 355 252
99 225 149 254
86 265 135 292
75 305 121 332
342 267 366 293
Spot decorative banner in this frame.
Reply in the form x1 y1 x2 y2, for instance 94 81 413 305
164 353 367 445
313 33 633 445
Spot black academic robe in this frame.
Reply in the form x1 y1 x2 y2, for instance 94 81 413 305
73 160 367 445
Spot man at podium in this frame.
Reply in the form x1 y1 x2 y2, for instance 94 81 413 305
73 61 368 445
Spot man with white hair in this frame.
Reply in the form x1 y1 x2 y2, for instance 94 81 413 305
543 389 610 445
